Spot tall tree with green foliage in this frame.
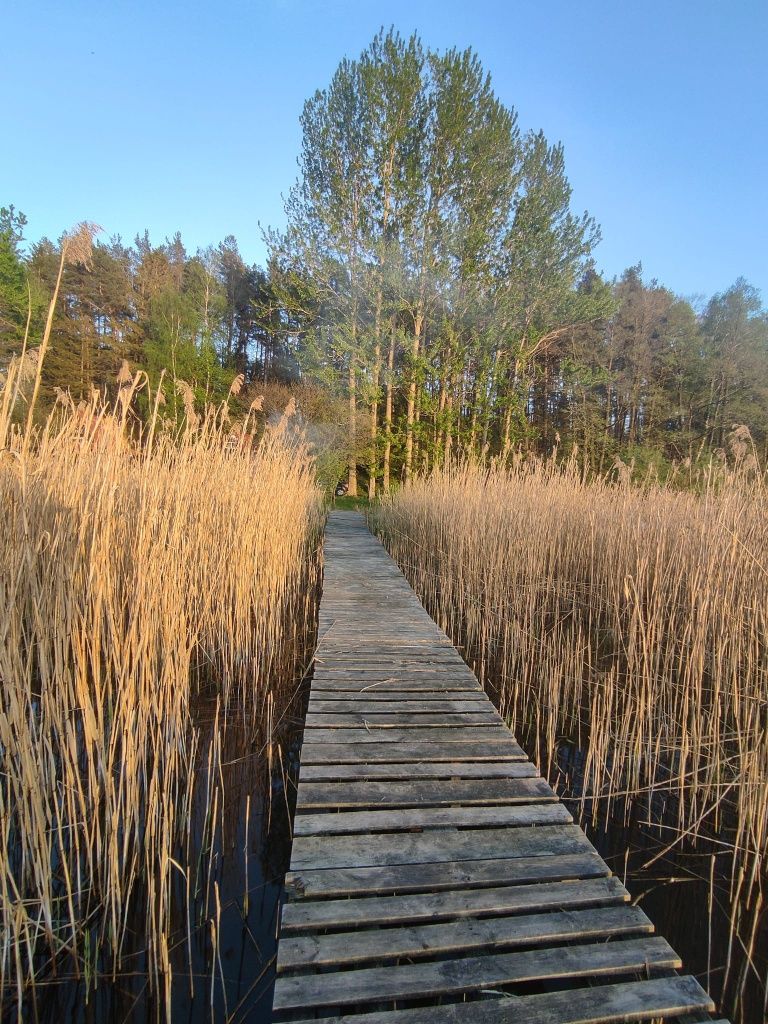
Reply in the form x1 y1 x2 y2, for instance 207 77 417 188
0 206 32 365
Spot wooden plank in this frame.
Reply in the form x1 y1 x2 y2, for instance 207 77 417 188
311 679 482 692
314 650 465 659
313 668 477 678
304 711 500 727
284 975 716 1024
302 726 509 744
308 698 492 712
293 802 570 837
321 628 439 634
277 905 652 970
271 935 681 1011
288 823 591 871
306 691 488 703
313 660 474 669
317 647 459 657
300 741 526 764
298 760 538 782
280 873 626 932
296 776 552 809
312 668 476 677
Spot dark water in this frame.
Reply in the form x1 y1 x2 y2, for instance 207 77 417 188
543 735 768 1024
16 684 310 1024
16 640 765 1021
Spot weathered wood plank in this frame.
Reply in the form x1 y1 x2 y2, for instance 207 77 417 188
311 679 483 692
277 905 652 970
285 975 716 1024
314 654 466 663
302 726 510 743
284 849 609 899
288 823 591 871
300 741 526 764
304 711 500 727
313 669 478 679
317 647 460 657
308 698 492 711
271 936 681 1011
293 801 570 836
296 776 552 809
298 760 538 782
280 873 625 932
306 690 488 703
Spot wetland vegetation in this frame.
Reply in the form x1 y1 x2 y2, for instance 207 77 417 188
1 23 766 1024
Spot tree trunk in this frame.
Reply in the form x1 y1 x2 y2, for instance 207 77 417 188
405 311 423 481
369 344 381 500
348 353 358 496
383 322 396 490
502 404 513 459
444 388 454 465
368 284 384 500
436 372 447 463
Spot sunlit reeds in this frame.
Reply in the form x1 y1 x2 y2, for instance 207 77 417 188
371 450 768 1021
0 365 323 1014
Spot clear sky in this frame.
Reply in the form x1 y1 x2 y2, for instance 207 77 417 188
2 0 766 302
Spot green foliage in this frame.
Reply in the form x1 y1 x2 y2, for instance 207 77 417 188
2 34 767 478
332 494 371 511
0 206 32 361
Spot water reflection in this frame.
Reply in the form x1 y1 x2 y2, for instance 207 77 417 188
552 735 768 1024
23 684 310 1024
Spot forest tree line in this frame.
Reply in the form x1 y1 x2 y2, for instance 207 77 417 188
1 29 766 492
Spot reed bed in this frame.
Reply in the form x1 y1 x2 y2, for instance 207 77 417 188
0 370 323 1016
371 454 768 1022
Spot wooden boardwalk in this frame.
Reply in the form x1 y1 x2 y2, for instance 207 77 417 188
272 512 724 1023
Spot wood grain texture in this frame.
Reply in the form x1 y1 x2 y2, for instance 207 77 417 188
286 975 715 1024
272 936 681 1010
289 823 590 871
280 873 626 931
295 776 552 808
277 904 653 969
283 850 611 898
298 760 538 782
293 801 571 836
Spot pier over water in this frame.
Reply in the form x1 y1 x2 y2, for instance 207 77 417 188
271 512 723 1024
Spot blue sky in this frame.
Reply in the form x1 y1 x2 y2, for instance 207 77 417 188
2 0 766 301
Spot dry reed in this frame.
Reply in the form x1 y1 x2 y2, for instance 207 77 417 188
371 451 768 1022
0 364 323 1014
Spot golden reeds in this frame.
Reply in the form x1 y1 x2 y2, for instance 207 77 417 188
371 452 768 1021
0 376 323 1012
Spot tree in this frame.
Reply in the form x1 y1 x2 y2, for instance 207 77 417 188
0 206 32 365
702 279 768 452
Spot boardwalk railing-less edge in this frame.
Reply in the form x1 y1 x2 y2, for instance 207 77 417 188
271 512 726 1024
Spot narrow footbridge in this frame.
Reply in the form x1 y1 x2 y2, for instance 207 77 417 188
272 512 724 1023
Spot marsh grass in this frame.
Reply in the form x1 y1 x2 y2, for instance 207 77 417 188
371 451 768 1023
0 359 323 1016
